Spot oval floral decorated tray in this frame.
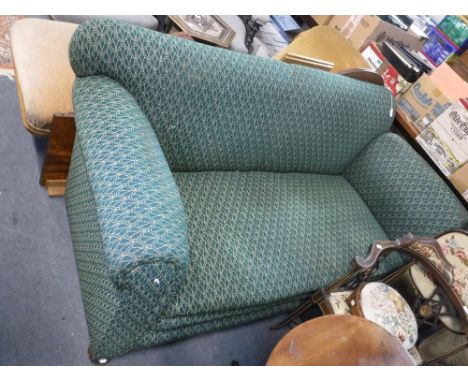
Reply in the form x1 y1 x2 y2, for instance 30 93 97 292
359 282 418 350
410 231 468 333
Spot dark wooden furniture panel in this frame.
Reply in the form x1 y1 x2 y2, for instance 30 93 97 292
39 113 75 196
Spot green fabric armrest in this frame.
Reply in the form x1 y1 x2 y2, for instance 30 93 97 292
344 133 468 239
66 75 190 292
66 75 191 358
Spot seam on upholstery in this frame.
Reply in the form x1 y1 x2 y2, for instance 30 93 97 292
68 136 124 345
341 132 389 176
119 257 184 284
73 129 128 288
341 173 390 240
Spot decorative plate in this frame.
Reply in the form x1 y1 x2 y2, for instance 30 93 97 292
410 231 468 333
360 282 418 350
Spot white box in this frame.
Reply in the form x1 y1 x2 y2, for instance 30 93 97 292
416 102 468 176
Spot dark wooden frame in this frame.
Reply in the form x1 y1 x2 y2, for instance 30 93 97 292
39 113 76 197
272 231 468 365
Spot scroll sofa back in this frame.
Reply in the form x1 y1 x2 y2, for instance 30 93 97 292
69 19 395 175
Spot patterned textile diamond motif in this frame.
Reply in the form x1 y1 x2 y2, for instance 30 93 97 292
65 19 468 361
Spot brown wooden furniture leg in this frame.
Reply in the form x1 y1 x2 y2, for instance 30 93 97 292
39 113 76 197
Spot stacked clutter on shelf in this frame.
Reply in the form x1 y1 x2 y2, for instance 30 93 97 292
318 14 468 202
393 16 468 201
314 15 433 96
416 99 468 200
361 41 431 96
324 15 429 52
254 16 305 57
421 15 468 66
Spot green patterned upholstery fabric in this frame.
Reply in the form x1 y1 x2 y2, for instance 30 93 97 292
344 133 468 239
170 171 391 315
65 19 468 361
70 75 190 288
69 19 395 174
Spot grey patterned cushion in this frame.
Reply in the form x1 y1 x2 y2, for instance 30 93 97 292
65 19 468 361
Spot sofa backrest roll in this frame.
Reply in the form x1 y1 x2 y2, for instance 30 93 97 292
69 19 395 175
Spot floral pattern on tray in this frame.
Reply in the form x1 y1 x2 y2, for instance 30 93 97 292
410 232 468 331
441 233 468 305
360 282 418 350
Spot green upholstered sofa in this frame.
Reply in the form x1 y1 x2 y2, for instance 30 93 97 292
65 19 468 362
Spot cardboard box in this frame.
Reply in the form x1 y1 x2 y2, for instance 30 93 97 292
328 15 353 32
310 15 334 26
449 163 468 201
345 16 428 52
397 62 467 131
397 74 452 130
416 102 468 176
430 62 468 101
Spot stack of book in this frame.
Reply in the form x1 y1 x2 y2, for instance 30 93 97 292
361 41 430 96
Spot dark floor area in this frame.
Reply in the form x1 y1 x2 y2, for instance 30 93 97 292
0 76 289 365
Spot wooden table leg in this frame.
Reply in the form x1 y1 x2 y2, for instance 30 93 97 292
39 113 76 197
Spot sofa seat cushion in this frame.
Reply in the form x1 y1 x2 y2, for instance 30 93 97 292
165 171 389 319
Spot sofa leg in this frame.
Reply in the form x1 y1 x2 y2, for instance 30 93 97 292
39 112 76 197
88 346 110 365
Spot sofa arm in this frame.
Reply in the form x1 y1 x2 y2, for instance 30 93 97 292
344 133 468 239
66 75 190 291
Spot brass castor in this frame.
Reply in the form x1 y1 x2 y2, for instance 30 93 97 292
88 346 110 365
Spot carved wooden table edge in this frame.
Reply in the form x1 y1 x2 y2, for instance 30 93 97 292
267 315 416 366
39 112 76 197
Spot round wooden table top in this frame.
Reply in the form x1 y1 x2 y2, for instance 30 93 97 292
267 315 415 366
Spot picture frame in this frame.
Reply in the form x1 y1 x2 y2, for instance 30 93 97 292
168 15 236 47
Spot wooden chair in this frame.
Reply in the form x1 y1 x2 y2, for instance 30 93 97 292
10 18 77 196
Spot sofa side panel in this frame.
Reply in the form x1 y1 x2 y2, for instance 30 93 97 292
344 133 468 239
66 76 192 360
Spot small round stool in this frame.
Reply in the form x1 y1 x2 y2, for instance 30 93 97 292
267 315 415 366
